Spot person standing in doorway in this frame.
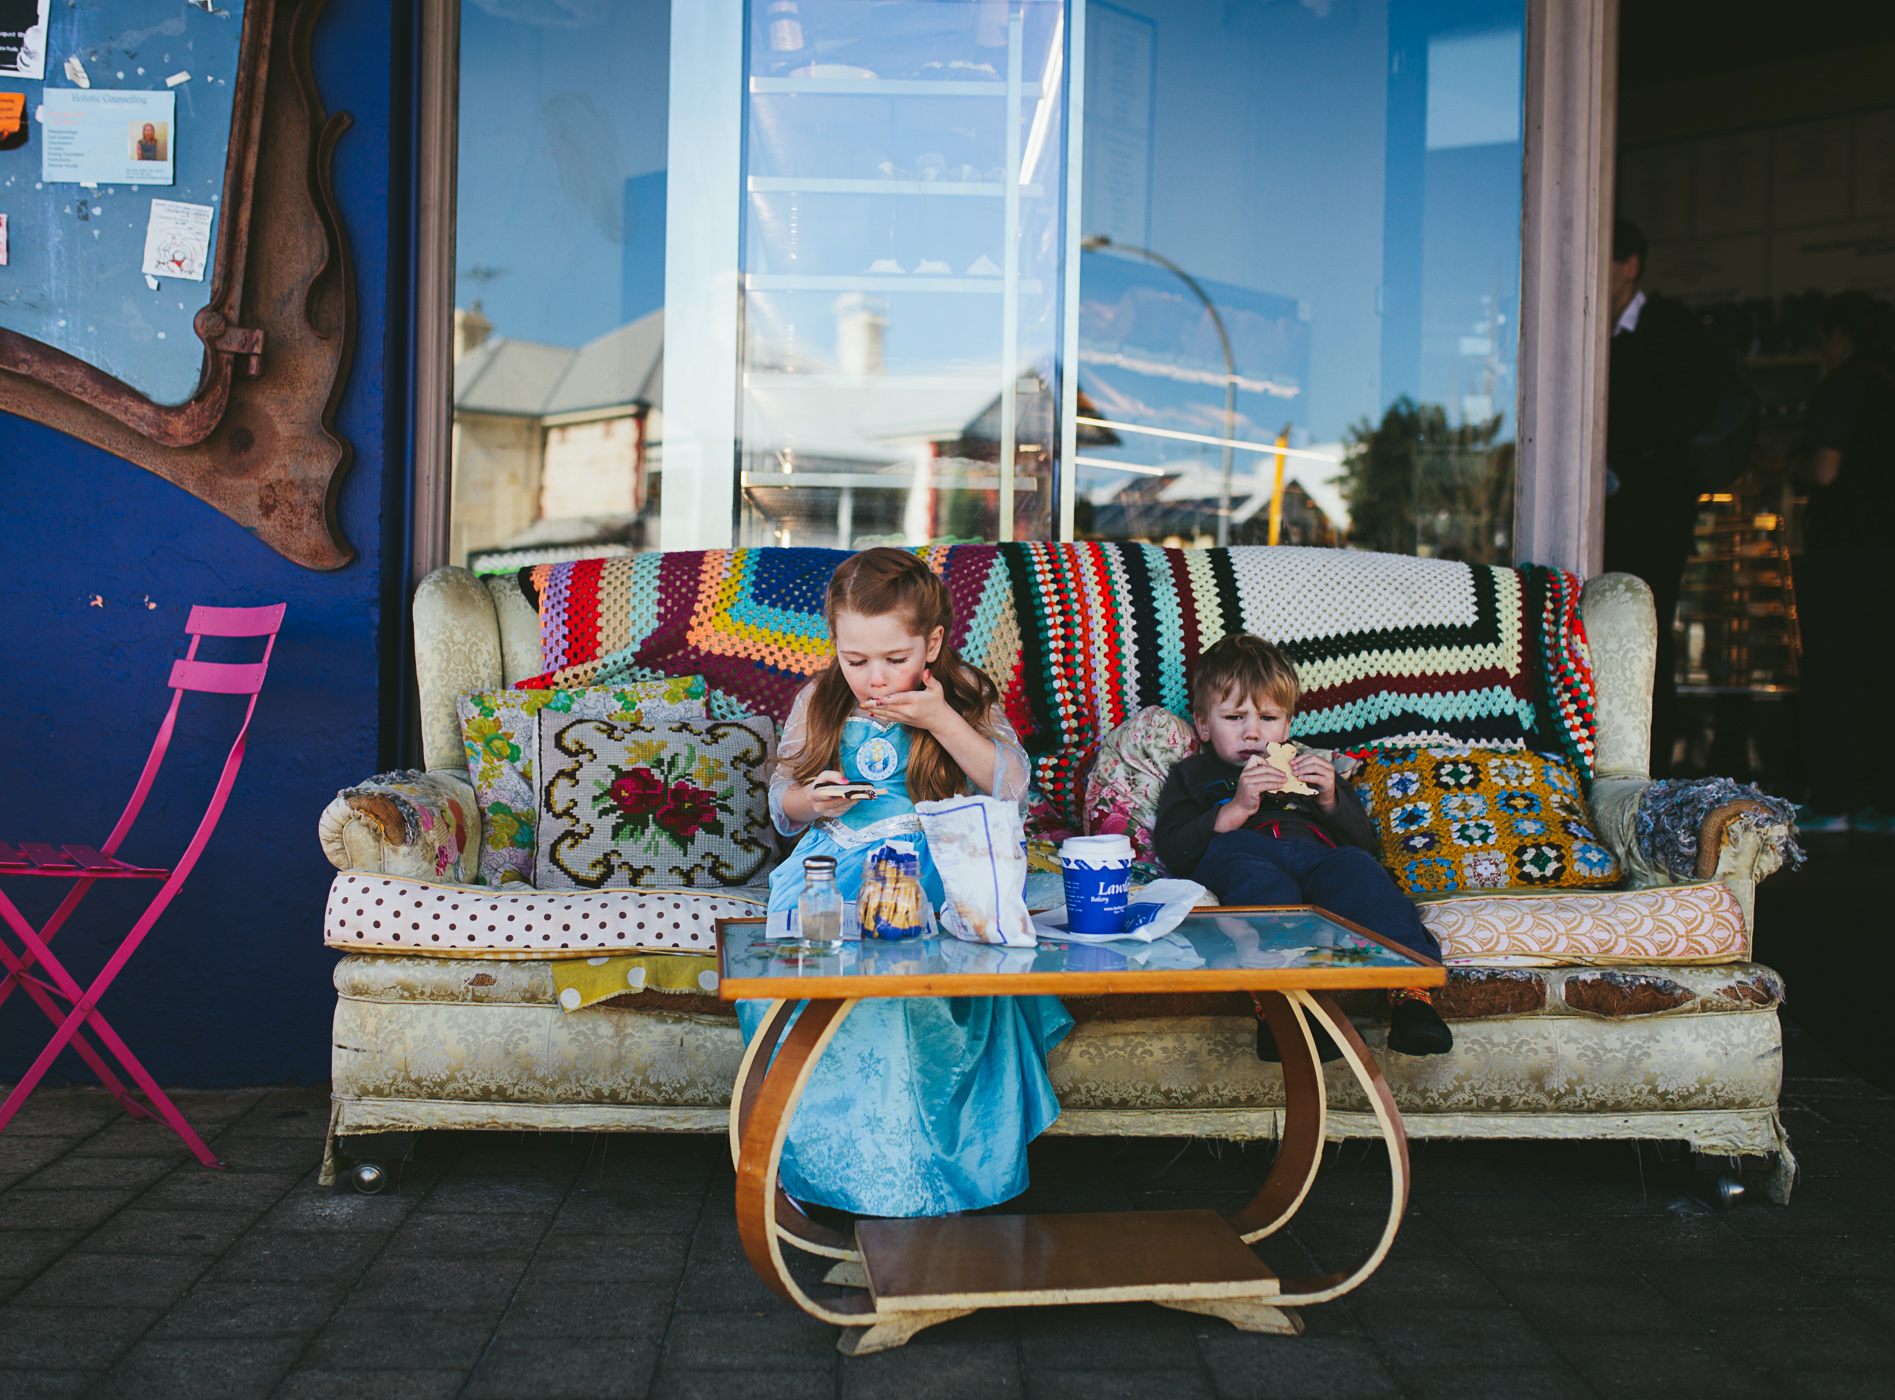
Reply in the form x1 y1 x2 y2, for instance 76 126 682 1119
1603 219 1721 776
1794 291 1895 834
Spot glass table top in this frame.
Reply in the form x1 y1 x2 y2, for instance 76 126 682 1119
717 906 1442 999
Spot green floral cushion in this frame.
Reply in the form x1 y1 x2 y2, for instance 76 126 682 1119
1354 746 1619 895
536 715 776 889
457 680 708 887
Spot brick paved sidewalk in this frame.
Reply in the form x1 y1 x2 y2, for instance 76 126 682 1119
2 1022 1892 1399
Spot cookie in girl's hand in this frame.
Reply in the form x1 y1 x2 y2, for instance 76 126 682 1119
1266 742 1316 796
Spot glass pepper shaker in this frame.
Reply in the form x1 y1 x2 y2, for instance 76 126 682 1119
798 855 841 948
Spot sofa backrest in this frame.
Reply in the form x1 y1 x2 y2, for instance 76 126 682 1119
498 545 1602 828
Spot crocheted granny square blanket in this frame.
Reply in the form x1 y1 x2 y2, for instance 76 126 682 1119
521 545 1595 829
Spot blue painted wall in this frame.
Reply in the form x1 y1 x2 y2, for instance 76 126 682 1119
0 0 403 1086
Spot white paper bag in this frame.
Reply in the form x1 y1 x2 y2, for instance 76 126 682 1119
916 795 1035 947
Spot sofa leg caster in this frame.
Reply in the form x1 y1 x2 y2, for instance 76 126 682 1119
351 1159 389 1195
1713 1173 1746 1209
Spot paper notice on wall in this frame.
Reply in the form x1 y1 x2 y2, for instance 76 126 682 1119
0 212 9 267
42 88 175 186
0 0 50 82
142 198 212 281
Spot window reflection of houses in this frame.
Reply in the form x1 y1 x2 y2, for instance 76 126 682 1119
449 306 663 573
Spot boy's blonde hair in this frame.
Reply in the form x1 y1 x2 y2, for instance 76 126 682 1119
1191 633 1301 718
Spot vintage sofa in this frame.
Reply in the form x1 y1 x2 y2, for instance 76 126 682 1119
317 547 1794 1199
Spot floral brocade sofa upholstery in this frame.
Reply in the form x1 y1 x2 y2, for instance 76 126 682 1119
317 546 1794 1199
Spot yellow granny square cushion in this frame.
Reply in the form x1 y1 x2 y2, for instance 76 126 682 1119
1353 746 1619 895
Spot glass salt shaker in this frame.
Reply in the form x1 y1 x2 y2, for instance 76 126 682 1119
798 855 842 948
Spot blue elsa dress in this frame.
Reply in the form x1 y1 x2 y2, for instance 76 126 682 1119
740 689 1072 1218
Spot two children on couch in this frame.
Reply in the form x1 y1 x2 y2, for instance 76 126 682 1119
752 552 1447 1222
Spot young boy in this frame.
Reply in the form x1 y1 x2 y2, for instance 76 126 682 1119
1154 634 1454 1058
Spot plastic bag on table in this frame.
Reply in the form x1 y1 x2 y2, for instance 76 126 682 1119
916 794 1035 947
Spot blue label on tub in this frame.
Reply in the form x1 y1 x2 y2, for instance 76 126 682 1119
1062 862 1129 935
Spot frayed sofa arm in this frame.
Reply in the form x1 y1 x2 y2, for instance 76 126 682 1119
1589 775 1800 935
318 769 482 885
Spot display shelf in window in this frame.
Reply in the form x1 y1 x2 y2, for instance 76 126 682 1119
1676 484 1802 696
737 0 1072 550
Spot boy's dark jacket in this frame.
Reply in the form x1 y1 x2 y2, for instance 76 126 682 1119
1153 748 1380 877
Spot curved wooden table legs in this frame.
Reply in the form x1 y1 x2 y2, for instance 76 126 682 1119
730 989 1414 1354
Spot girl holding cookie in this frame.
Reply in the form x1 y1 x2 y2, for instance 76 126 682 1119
751 548 1072 1217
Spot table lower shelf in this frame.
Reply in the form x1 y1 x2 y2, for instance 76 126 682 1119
856 1208 1279 1311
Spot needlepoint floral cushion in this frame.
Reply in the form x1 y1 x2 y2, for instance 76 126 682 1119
536 714 777 889
458 680 708 887
1353 746 1619 896
1083 706 1199 875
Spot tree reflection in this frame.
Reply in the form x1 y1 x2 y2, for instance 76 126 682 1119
1339 397 1514 564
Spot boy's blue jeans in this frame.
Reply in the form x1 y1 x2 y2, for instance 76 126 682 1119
1195 829 1441 962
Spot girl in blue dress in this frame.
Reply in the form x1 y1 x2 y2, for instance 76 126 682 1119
746 548 1072 1219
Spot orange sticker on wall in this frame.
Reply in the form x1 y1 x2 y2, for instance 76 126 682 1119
0 92 24 138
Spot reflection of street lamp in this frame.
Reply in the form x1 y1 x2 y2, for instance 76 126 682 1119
1080 233 1239 545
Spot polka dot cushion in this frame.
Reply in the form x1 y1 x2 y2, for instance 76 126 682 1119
323 872 766 959
1353 746 1620 896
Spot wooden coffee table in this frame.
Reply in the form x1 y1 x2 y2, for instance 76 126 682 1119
716 906 1445 1355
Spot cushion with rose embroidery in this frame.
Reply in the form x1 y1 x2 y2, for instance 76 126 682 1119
1352 746 1619 896
535 714 777 889
458 680 709 887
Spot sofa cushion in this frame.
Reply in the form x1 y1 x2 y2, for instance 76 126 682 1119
537 714 776 889
1354 746 1618 894
1416 880 1748 965
1083 705 1198 869
458 680 708 887
323 872 767 958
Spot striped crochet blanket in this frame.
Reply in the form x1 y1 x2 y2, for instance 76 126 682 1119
521 545 1595 830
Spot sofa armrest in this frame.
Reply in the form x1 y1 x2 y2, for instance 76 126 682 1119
318 768 482 885
1589 777 1795 937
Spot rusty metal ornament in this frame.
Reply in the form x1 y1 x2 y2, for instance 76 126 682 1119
0 0 357 571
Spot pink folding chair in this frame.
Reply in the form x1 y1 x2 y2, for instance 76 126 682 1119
0 603 286 1168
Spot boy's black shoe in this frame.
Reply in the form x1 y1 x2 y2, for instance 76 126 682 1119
1386 997 1454 1056
1255 1013 1343 1063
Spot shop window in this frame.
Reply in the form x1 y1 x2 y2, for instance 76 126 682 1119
447 0 671 573
1074 0 1524 560
735 0 1072 549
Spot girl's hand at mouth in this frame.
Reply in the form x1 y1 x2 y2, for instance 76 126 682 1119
865 669 953 731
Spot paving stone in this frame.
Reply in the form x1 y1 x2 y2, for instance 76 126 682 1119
87 1335 304 1399
661 1309 843 1370
1350 1303 1565 1369
271 1367 471 1398
1393 1365 1595 1399
837 1326 1023 1399
196 1138 330 1174
257 1185 420 1233
148 1277 354 1339
1193 1332 1400 1400
1024 1368 1217 1399
1698 1307 1895 1370
15 1252 208 1309
65 1122 205 1159
299 1312 502 1370
136 1169 304 1213
71 1207 257 1256
530 1235 694 1286
0 1230 86 1277
379 1212 551 1259
12 1155 177 1192
650 1370 835 1399
349 1256 532 1312
215 1228 390 1282
0 1303 162 1368
0 1367 98 1398
1508 1276 1700 1335
0 1187 137 1231
1550 1332 1778 1398
496 1279 678 1338
549 1191 706 1239
464 1335 659 1399
1778 1371 1895 1399
672 1248 793 1314
1017 1303 1201 1371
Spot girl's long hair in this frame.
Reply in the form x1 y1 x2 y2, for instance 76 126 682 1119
789 548 1001 804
